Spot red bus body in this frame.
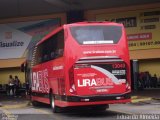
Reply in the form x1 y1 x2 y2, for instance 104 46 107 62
30 22 131 110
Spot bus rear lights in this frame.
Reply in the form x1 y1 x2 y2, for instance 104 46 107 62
69 88 74 93
116 96 124 100
69 67 76 94
69 84 76 93
126 82 131 91
80 98 90 102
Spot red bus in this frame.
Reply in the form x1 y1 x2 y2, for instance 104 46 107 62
24 22 131 112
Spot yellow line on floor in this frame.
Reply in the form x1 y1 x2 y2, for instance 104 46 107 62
34 108 51 114
131 97 152 103
2 102 29 109
131 96 138 99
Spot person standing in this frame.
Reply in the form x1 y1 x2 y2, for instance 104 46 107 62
8 75 14 96
153 74 158 88
14 76 21 97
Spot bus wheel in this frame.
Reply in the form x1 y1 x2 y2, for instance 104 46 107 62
32 101 40 107
91 104 109 111
50 93 60 113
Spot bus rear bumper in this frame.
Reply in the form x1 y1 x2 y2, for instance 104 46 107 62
55 99 131 107
55 92 131 107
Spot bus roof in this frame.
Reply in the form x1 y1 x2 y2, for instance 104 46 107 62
36 21 123 46
66 21 123 26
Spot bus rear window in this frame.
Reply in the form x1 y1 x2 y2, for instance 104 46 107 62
70 25 122 45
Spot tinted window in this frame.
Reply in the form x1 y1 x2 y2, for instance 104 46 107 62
70 25 122 44
33 30 64 65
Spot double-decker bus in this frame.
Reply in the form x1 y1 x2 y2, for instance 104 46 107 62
23 21 131 113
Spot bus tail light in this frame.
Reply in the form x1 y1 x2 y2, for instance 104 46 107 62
126 81 131 92
69 66 76 94
125 70 131 92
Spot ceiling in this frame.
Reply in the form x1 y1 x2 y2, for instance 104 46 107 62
0 0 160 19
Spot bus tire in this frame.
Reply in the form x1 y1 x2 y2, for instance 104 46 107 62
50 93 60 113
92 104 109 111
32 101 40 107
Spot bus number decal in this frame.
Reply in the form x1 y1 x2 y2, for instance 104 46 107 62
112 63 125 69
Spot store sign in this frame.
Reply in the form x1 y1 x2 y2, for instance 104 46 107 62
127 33 152 40
96 8 160 50
0 18 60 59
0 24 31 59
105 17 137 27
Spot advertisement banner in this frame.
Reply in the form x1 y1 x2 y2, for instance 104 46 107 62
0 18 60 59
96 8 160 50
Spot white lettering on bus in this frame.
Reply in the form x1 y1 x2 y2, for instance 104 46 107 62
53 66 64 70
77 78 113 87
32 72 38 91
32 69 49 93
83 50 116 55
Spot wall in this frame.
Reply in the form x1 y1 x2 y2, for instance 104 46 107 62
0 68 25 84
129 49 160 60
0 58 26 68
